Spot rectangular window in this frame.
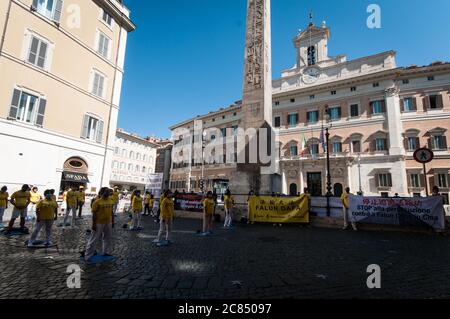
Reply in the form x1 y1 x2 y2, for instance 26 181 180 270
371 100 384 115
8 89 47 126
92 72 105 97
274 116 281 128
310 95 315 100
310 144 319 155
378 173 393 187
410 174 421 188
102 9 113 27
307 111 319 123
403 98 414 112
329 107 341 121
428 76 435 81
290 98 295 103
373 82 379 87
402 79 410 84
351 87 357 92
274 101 280 106
81 114 104 143
331 91 336 95
332 142 342 153
220 128 227 137
437 174 448 188
350 104 359 117
27 36 48 69
432 135 446 150
290 145 298 156
287 113 298 126
33 0 63 23
352 140 361 153
429 95 440 109
97 31 110 58
231 125 238 135
375 138 387 151
407 137 419 151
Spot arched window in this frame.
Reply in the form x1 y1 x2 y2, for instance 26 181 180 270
128 163 133 171
289 183 298 196
135 165 140 172
349 133 363 153
142 166 146 173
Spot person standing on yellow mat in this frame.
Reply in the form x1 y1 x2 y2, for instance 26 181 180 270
28 190 57 247
131 190 143 230
28 187 41 221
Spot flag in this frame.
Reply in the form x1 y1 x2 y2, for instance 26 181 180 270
320 126 326 152
300 133 308 156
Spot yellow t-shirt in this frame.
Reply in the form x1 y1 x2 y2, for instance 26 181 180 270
149 198 155 207
160 197 174 219
66 190 78 207
30 191 41 204
76 191 86 202
203 198 215 215
11 191 30 209
144 194 151 205
111 191 120 204
0 191 9 208
132 196 143 211
37 199 58 220
341 192 349 209
92 198 114 224
224 195 234 209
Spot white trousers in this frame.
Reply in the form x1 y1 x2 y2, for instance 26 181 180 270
224 208 233 227
157 218 172 241
29 220 53 243
28 203 37 219
132 212 141 228
343 207 357 229
0 207 5 224
85 224 112 260
63 206 77 225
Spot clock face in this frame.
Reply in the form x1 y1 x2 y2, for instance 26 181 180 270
302 68 321 84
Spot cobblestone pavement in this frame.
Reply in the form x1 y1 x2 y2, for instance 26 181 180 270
1 213 450 299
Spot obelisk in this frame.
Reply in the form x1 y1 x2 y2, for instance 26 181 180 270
230 0 280 197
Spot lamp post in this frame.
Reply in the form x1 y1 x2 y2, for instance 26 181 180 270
200 130 207 194
357 154 363 195
324 106 333 217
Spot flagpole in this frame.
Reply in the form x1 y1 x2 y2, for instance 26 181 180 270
324 105 332 217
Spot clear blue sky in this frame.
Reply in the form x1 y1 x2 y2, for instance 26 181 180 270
119 0 450 138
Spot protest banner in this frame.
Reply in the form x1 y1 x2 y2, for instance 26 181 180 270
248 195 309 223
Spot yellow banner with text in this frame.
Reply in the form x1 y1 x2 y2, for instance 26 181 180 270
248 195 310 223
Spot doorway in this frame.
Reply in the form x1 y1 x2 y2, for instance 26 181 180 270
289 183 298 196
307 172 322 196
334 183 343 197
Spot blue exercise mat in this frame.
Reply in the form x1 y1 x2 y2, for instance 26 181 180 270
25 240 57 248
80 255 117 264
0 228 29 236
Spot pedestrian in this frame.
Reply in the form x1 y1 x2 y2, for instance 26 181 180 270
341 187 357 231
7 184 31 233
155 191 165 223
28 190 57 247
76 186 86 219
63 187 77 227
131 190 143 230
223 189 234 228
0 186 9 227
202 191 215 235
149 194 155 217
84 187 114 262
111 186 120 216
156 190 174 244
28 187 42 221
144 191 151 216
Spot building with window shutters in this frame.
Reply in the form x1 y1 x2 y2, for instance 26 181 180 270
169 21 450 203
0 0 135 194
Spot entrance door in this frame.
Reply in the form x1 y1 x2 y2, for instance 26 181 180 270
289 183 298 196
307 172 322 196
334 183 343 197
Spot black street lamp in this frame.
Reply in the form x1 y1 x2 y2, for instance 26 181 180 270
324 106 333 217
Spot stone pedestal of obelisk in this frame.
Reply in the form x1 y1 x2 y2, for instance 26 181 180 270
230 0 281 198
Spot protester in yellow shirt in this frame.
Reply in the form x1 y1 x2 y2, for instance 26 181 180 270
131 190 143 230
7 184 31 232
149 194 155 216
144 191 151 216
110 186 120 216
76 186 86 219
28 190 58 247
155 192 165 223
28 187 41 221
341 187 357 231
84 187 114 261
156 190 174 245
202 191 215 235
63 188 78 227
223 189 235 228
0 186 9 226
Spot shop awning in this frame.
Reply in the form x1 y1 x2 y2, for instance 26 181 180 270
62 172 90 183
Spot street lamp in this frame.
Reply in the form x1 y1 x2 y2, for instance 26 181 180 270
201 130 207 194
357 154 363 195
324 106 333 217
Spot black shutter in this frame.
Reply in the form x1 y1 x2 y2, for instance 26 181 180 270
35 98 46 126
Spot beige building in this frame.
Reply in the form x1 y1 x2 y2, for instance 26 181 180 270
110 129 159 192
0 0 135 194
169 22 450 203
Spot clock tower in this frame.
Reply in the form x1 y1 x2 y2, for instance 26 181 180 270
294 20 331 70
